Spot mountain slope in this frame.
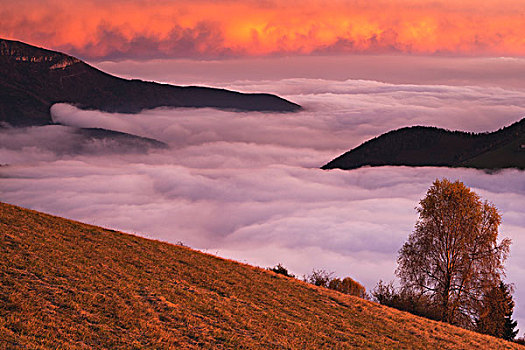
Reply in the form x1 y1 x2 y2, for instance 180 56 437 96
322 118 525 171
0 39 301 127
0 202 521 349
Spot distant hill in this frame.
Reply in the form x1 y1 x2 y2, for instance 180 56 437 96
64 127 168 154
322 118 525 171
0 39 301 127
1 202 521 349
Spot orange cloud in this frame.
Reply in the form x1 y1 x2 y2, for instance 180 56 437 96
2 0 525 59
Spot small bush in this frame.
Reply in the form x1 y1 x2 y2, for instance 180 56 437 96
328 277 366 298
371 280 440 321
304 269 333 287
267 263 295 278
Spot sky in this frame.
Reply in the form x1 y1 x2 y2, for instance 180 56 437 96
1 0 525 338
2 0 525 59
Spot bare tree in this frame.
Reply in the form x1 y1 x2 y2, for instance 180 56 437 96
304 269 333 287
397 179 511 329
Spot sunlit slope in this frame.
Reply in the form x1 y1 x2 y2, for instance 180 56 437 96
0 202 521 349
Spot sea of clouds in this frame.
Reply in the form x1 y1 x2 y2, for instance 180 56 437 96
1 78 525 329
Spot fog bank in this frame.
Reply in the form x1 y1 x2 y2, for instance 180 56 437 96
1 78 525 330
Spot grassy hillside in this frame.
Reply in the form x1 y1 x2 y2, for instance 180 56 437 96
0 202 522 349
322 118 525 171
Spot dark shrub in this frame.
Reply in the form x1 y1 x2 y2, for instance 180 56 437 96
304 269 333 287
268 263 295 278
372 280 440 321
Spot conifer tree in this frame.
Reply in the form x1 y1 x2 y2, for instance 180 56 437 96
477 282 518 340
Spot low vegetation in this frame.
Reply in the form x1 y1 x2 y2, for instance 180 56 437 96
267 263 295 278
303 269 366 299
1 202 523 349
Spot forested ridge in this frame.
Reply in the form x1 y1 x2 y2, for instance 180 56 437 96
323 119 525 170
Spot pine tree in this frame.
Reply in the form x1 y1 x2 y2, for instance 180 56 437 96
477 282 518 340
501 283 519 341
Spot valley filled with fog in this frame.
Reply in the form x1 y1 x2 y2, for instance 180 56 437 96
1 75 524 327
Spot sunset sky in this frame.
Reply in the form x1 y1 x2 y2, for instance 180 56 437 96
2 0 525 60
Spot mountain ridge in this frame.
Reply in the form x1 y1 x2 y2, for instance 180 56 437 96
0 38 301 127
322 118 525 171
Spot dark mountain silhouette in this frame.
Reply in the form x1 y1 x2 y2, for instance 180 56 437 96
322 118 525 171
0 38 301 127
69 127 168 154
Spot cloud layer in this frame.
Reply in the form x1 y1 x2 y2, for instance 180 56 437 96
96 55 525 90
3 0 525 59
2 78 525 330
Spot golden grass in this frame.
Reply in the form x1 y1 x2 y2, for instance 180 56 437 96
0 202 522 349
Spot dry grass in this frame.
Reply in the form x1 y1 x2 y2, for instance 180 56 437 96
0 202 522 349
